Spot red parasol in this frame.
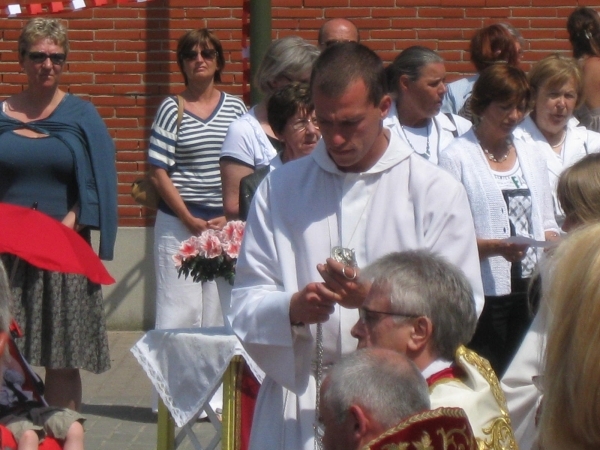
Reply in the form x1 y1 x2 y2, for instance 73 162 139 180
0 203 115 285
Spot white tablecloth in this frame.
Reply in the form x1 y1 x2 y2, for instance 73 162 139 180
131 327 264 427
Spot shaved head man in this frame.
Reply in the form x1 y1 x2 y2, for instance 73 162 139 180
318 18 360 50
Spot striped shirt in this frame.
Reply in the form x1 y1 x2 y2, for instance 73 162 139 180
148 92 247 208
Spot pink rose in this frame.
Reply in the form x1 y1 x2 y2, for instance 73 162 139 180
198 229 223 259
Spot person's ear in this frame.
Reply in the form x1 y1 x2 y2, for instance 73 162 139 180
273 130 286 146
378 94 392 119
348 404 370 441
398 74 411 93
406 316 433 353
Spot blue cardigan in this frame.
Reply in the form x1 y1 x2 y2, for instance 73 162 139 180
0 94 117 260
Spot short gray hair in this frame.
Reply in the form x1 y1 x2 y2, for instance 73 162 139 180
323 348 430 430
254 36 320 96
386 46 443 96
362 250 477 360
18 18 69 57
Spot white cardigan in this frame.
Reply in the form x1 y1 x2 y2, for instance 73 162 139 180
439 129 559 296
513 115 600 224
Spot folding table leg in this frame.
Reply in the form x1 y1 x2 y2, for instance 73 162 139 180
157 398 175 450
222 355 243 450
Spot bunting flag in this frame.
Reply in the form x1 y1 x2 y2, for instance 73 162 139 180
3 0 150 17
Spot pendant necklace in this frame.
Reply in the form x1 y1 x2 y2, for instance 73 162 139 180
400 120 430 159
314 177 380 450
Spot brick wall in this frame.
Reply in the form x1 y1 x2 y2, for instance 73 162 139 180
0 0 590 226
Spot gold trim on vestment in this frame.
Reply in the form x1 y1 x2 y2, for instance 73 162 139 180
455 346 518 450
362 407 477 450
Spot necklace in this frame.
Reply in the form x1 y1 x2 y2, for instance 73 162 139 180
550 130 567 149
314 178 380 450
400 120 430 159
482 145 511 163
477 132 513 163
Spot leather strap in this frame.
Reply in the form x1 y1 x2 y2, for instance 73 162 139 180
176 94 184 133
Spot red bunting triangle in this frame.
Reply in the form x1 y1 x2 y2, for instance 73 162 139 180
26 3 42 13
48 1 63 11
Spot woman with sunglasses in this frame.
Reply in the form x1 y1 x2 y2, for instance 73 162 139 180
147 29 246 337
0 18 117 411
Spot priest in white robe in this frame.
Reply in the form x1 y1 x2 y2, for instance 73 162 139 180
229 42 484 450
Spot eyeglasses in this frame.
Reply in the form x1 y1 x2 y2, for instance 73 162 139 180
181 49 218 61
358 306 421 325
291 117 320 132
26 51 66 65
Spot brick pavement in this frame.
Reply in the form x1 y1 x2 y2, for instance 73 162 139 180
37 331 219 450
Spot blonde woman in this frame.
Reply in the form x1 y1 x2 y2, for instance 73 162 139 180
513 54 600 226
538 222 600 449
502 153 600 450
557 152 600 231
0 18 116 410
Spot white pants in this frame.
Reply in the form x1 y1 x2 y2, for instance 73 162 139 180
153 210 224 413
154 210 224 329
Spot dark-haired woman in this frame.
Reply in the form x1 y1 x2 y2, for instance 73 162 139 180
439 64 559 376
567 7 600 132
384 46 471 165
148 28 246 332
442 23 522 117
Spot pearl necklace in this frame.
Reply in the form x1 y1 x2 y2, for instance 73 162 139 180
550 130 567 149
480 137 513 163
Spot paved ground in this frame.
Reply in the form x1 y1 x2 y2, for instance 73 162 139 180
36 331 219 450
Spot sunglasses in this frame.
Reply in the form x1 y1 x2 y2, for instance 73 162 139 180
26 51 67 65
181 49 218 61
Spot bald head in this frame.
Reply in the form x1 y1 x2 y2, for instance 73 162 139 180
318 18 360 50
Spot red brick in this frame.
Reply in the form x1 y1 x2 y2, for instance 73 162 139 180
117 139 147 149
304 0 348 6
273 0 304 6
419 29 465 40
117 151 147 162
350 0 393 6
273 8 323 18
60 74 95 84
116 161 139 172
419 8 465 18
69 63 117 73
